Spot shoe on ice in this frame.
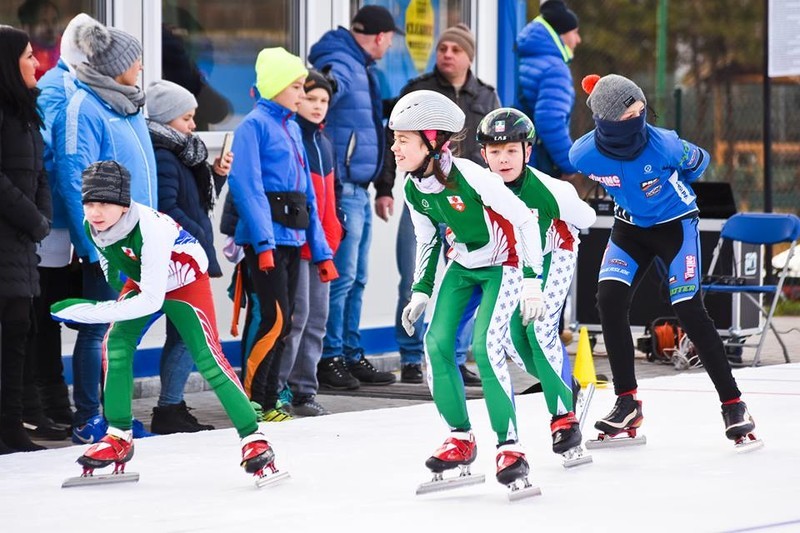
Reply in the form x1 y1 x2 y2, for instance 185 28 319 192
721 401 756 440
317 357 360 390
151 401 215 434
240 432 275 474
77 426 134 470
291 395 330 417
401 363 424 384
425 431 477 473
551 412 582 454
347 355 397 385
459 364 481 387
594 394 643 436
495 443 530 486
71 414 108 445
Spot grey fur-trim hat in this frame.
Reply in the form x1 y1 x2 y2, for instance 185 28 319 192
82 161 131 207
75 23 142 77
585 74 647 121
146 80 198 124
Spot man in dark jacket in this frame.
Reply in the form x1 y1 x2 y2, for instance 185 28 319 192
309 5 403 389
375 24 499 386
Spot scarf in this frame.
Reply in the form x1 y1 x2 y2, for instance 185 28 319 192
76 63 145 116
594 111 649 160
90 202 141 248
147 121 215 212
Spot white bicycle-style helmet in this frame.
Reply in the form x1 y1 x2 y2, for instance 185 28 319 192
389 90 465 133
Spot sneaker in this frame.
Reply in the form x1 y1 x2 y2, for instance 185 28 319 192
260 407 293 422
348 355 397 385
425 431 477 473
721 400 756 440
78 427 133 469
71 414 108 445
23 415 70 441
594 394 643 436
459 364 481 387
151 401 215 435
317 357 360 390
291 395 330 417
401 363 423 384
132 418 154 438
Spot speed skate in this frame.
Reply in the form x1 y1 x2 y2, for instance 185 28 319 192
585 393 647 449
557 383 595 468
416 431 485 495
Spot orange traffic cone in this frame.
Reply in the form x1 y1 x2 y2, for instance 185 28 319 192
574 326 607 388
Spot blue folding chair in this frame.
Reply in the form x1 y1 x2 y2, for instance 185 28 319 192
702 212 800 366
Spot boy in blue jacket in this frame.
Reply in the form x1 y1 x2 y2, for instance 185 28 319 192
228 47 338 421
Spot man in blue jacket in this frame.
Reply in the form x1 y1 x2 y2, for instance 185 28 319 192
517 0 581 183
309 5 402 389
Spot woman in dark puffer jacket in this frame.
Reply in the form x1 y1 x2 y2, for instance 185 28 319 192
0 25 52 454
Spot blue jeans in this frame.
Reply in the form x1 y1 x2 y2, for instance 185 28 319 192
323 183 371 364
395 204 478 366
158 320 195 406
72 263 116 425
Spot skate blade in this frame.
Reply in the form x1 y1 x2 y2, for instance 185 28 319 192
562 452 593 469
255 470 290 488
585 435 647 449
507 482 542 502
416 473 486 495
62 472 139 488
734 435 764 454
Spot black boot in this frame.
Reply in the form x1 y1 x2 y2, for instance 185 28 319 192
0 423 46 452
459 365 482 387
400 363 423 384
23 414 70 440
151 401 215 435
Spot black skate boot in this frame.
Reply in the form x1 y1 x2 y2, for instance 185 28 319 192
586 394 646 449
721 401 763 451
496 443 541 501
551 412 582 454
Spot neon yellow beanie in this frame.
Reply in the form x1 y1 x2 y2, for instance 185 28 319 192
255 47 308 100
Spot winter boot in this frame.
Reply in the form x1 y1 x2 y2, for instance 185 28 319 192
495 443 530 486
347 354 397 385
23 414 70 440
594 394 643 437
425 431 477 473
77 426 134 471
401 363 423 384
240 432 275 474
459 365 482 387
317 357 360 390
0 422 46 452
551 412 582 454
151 401 214 434
721 400 756 441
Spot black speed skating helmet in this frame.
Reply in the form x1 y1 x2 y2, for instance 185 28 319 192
476 107 536 145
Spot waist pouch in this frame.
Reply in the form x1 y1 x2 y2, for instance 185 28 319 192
267 191 310 229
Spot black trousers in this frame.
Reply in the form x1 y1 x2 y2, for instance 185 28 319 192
596 217 741 402
0 297 33 427
241 246 300 411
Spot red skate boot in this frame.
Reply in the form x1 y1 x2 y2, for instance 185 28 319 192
63 427 138 488
241 432 289 488
496 443 540 501
417 431 485 495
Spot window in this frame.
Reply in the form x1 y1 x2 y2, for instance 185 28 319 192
162 0 300 131
1 0 100 80
350 0 470 98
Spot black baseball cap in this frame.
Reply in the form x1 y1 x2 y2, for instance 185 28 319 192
351 5 405 35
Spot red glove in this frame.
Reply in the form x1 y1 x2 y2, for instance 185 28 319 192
317 259 339 282
258 250 275 271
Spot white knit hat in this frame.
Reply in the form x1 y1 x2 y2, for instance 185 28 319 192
388 90 465 133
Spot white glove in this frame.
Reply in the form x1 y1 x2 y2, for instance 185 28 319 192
519 278 545 326
401 292 429 336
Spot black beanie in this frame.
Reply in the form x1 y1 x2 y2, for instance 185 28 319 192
304 69 333 98
540 0 579 34
82 161 131 206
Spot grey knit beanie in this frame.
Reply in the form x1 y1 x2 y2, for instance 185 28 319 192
146 80 198 124
82 161 131 207
586 74 647 121
75 23 142 77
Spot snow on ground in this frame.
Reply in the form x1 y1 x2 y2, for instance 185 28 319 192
1 365 799 533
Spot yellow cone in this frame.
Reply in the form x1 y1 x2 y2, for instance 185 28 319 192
574 326 607 388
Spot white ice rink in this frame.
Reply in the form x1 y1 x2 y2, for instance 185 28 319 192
1 364 799 533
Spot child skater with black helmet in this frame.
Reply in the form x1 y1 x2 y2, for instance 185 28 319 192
52 161 286 486
389 90 545 500
569 74 761 451
476 108 597 466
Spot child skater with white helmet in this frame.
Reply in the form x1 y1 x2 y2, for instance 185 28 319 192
389 90 545 499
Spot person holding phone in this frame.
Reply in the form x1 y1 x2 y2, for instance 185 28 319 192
145 79 231 434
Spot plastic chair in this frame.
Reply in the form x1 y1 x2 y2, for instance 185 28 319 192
702 212 800 366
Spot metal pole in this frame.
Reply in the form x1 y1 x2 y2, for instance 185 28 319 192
655 0 668 125
763 0 774 282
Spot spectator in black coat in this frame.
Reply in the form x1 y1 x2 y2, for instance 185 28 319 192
0 25 52 453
